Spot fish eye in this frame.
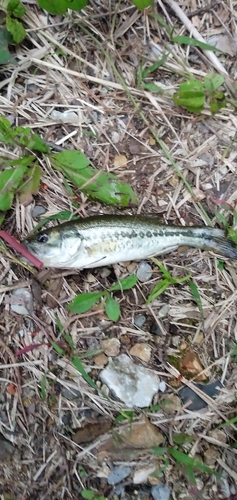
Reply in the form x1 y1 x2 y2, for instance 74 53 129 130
37 234 49 244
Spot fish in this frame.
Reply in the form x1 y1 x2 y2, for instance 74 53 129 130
22 215 237 269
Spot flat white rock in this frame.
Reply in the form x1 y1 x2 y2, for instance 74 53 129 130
100 354 159 408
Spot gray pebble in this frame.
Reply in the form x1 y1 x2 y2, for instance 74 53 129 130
32 205 46 218
134 315 146 328
61 387 81 401
150 321 163 336
151 484 171 500
136 262 153 282
107 466 131 485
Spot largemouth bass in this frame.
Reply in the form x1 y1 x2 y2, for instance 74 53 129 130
23 215 237 268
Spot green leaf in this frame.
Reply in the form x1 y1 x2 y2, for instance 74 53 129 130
49 339 65 355
169 448 219 476
146 279 170 303
203 73 225 93
18 164 40 205
27 133 50 153
7 0 25 17
105 296 120 322
172 36 225 53
71 355 99 392
0 165 26 210
51 150 138 207
6 15 26 43
189 280 203 320
142 53 169 78
131 0 151 8
81 490 95 500
185 465 196 485
209 95 226 115
143 83 164 93
172 432 193 445
173 79 205 113
68 292 104 314
62 332 74 351
38 0 87 14
66 0 88 10
37 0 68 14
40 374 47 399
108 274 137 292
0 27 16 64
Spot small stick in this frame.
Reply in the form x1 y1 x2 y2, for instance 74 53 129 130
0 230 43 269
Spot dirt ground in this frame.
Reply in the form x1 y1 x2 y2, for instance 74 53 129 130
1 1 237 499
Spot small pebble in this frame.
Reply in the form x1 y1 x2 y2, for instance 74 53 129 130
94 353 108 367
32 205 46 218
150 321 163 336
134 315 146 329
107 466 131 485
61 387 81 400
136 262 153 282
130 343 151 363
151 484 171 500
157 305 169 318
10 288 33 316
158 381 166 392
111 131 120 144
51 110 79 122
101 338 120 357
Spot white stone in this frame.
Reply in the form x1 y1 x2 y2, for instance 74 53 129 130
10 288 33 316
100 354 159 408
136 262 153 282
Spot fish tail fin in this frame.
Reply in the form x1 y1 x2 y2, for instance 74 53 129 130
203 229 237 259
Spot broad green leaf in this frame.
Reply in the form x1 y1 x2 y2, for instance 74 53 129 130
105 296 120 322
68 292 104 314
203 73 225 93
189 280 203 320
51 150 138 207
6 15 26 43
26 133 50 153
131 0 151 8
172 36 224 53
37 0 68 14
81 490 95 500
7 0 25 17
108 274 137 292
0 165 26 210
0 27 16 64
67 0 88 10
18 164 40 205
173 79 205 113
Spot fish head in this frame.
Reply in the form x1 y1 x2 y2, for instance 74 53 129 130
23 225 83 267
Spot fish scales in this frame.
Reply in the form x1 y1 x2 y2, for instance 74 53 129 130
22 215 237 268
